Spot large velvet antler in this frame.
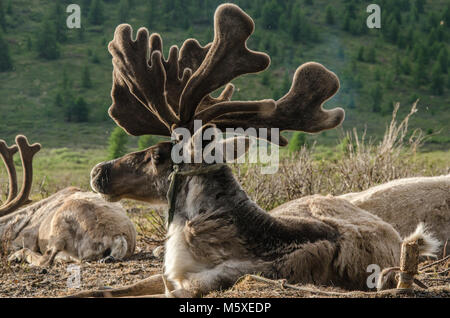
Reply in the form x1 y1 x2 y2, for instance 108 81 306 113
107 3 345 146
212 62 345 146
0 135 41 217
178 4 272 124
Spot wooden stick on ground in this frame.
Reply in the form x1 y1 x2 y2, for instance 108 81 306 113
397 240 419 291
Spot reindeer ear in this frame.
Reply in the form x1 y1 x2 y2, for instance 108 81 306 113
216 136 252 162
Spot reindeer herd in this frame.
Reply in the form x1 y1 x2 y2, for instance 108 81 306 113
1 4 449 298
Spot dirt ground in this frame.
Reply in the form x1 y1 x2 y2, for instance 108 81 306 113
0 234 448 298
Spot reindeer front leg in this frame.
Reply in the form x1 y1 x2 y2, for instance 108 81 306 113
67 274 176 298
66 267 230 298
8 248 57 267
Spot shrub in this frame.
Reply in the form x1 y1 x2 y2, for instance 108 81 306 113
289 132 308 153
233 103 444 211
108 127 129 159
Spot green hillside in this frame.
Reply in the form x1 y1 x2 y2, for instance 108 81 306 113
0 0 449 150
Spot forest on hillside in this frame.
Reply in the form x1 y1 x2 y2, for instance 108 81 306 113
0 0 449 149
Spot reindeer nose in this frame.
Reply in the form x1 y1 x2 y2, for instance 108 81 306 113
90 162 112 194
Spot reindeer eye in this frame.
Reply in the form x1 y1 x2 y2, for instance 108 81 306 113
143 153 152 164
150 150 161 164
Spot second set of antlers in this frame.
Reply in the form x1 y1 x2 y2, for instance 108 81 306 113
0 135 41 217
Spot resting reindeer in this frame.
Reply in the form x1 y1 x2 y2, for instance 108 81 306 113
70 4 438 297
0 135 136 266
339 174 450 255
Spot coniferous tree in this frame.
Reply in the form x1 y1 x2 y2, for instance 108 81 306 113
261 71 270 86
146 0 158 29
374 68 381 81
89 0 105 25
288 132 307 152
54 91 63 108
428 28 438 45
26 35 32 50
73 97 89 122
62 88 76 122
118 0 130 23
431 62 444 95
325 6 334 25
138 135 162 150
442 4 450 28
261 0 281 30
394 54 401 76
386 17 399 43
343 13 351 32
0 0 5 30
82 66 92 88
370 84 383 113
412 60 426 87
6 0 11 15
51 2 67 43
366 47 376 63
36 20 60 60
382 100 394 116
357 46 365 62
438 47 448 73
415 0 425 14
401 57 411 75
0 30 12 71
108 127 129 159
348 94 356 109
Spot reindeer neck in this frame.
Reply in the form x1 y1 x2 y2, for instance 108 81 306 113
170 165 255 224
168 165 338 261
0 195 55 241
0 204 34 241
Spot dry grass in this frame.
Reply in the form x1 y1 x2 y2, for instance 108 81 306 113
234 103 449 210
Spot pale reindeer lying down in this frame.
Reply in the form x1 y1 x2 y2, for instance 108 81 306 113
275 175 450 256
0 135 136 266
339 174 450 255
69 4 440 297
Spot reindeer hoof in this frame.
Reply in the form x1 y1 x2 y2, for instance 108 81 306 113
99 255 116 264
8 250 25 263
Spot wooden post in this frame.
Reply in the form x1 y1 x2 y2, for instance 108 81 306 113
396 240 419 291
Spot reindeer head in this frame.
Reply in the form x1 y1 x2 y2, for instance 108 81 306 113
90 4 344 203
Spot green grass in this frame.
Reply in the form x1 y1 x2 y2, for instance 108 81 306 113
0 0 448 150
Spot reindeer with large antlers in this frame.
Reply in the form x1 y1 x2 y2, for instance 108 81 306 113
0 135 136 266
71 4 439 297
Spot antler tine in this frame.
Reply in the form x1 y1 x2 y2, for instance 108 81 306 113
108 69 171 137
148 34 236 116
178 3 271 125
211 63 345 146
108 24 180 131
148 33 193 115
178 39 211 74
195 99 276 126
0 135 41 217
0 140 18 205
